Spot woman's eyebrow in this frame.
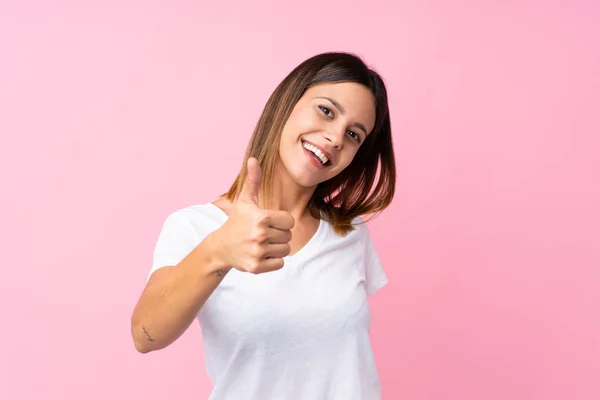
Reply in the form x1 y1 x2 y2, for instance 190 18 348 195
317 96 346 114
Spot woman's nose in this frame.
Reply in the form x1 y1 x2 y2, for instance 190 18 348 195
324 127 344 149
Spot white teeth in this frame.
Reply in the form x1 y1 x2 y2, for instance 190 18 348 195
302 142 329 165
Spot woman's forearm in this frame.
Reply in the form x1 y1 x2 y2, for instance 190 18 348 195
130 231 230 353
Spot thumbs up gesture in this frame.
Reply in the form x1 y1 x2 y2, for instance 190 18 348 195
218 157 295 274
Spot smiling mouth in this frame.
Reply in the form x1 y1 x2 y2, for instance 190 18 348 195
302 140 331 166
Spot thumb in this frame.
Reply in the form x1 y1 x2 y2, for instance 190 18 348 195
238 157 262 205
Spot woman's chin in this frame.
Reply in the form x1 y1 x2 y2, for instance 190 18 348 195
277 155 330 188
285 167 323 189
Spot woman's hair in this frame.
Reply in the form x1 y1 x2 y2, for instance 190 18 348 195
224 52 396 235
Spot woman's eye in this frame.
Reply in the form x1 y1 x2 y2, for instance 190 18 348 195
347 130 361 143
319 105 333 118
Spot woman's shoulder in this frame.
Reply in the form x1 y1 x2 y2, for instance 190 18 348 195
318 215 373 244
349 215 371 235
161 200 229 229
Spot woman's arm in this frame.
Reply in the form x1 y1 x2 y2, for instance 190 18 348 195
131 158 294 353
130 231 230 353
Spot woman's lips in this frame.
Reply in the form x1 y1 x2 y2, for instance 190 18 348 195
301 139 333 168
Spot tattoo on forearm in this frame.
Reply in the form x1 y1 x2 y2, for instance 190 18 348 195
216 269 227 277
142 325 154 342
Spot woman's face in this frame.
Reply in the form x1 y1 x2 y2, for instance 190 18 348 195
278 82 376 188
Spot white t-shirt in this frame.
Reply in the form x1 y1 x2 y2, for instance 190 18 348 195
149 203 388 400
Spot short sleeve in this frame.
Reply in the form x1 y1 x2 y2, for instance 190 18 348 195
147 211 198 281
363 229 389 296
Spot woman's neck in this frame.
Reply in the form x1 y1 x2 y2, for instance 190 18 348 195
267 166 317 222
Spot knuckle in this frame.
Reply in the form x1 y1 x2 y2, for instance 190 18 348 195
247 260 261 274
251 243 264 258
250 227 267 243
255 210 269 225
257 229 268 243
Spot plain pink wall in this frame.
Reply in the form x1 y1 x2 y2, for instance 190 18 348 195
1 1 598 399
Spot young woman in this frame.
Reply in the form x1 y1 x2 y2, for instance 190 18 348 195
131 51 396 399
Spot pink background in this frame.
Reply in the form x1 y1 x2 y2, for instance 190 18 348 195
1 1 599 399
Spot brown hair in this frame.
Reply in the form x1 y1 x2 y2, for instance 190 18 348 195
224 52 396 235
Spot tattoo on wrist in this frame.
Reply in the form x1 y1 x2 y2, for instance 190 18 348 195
142 325 154 342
